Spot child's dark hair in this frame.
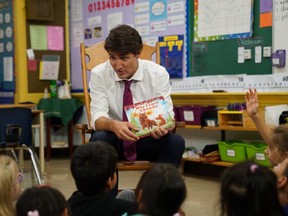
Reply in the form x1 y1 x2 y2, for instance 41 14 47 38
220 161 285 216
16 185 70 216
135 163 186 216
70 141 118 195
104 24 143 55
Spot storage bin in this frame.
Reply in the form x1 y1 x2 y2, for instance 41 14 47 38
178 106 215 125
173 106 181 122
246 142 271 167
218 141 247 163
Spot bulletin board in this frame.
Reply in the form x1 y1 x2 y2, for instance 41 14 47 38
188 0 272 77
0 0 14 103
26 0 67 93
69 0 187 91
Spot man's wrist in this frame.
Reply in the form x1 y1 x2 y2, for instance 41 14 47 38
108 118 118 131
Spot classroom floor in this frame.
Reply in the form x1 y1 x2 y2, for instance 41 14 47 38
22 156 221 216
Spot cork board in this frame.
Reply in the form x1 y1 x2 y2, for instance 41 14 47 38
26 0 67 93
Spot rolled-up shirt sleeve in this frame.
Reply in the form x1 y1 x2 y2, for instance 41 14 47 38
89 63 110 129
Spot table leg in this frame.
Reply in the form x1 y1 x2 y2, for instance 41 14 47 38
39 112 45 174
67 120 74 158
46 118 51 161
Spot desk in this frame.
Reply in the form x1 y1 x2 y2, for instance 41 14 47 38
0 104 45 175
37 98 83 160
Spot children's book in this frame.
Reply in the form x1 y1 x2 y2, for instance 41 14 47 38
124 96 175 137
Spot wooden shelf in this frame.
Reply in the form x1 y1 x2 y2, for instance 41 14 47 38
180 125 258 131
182 125 201 129
203 126 258 131
180 124 259 169
166 93 285 173
182 157 234 167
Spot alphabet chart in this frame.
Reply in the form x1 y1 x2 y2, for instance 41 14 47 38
171 73 288 93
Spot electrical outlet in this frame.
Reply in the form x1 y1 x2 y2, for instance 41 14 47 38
263 46 271 57
244 49 251 59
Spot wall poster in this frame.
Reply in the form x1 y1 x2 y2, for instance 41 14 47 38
0 0 14 103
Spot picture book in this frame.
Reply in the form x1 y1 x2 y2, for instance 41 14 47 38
124 96 175 137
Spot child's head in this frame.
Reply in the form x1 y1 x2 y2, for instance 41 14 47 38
267 125 288 165
273 157 288 181
273 158 288 206
220 161 284 216
0 154 22 216
135 163 187 216
16 185 70 216
70 141 118 196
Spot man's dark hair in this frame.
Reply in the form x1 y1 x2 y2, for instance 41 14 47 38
70 141 118 196
104 24 143 55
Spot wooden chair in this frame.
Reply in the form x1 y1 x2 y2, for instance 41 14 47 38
75 41 184 171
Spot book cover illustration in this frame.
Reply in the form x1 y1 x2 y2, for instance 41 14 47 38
124 96 175 137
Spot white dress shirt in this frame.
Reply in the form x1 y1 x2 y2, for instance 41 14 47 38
89 59 174 130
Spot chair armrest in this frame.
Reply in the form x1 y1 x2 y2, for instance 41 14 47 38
75 123 94 134
175 121 186 128
75 123 94 144
75 123 88 131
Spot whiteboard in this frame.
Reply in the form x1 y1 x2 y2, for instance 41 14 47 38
195 0 253 42
273 0 288 73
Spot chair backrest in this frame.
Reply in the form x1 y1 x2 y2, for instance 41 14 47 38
0 108 32 146
80 41 160 130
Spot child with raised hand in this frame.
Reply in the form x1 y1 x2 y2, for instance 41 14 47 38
0 154 23 216
220 161 285 216
123 163 186 216
68 141 138 216
245 88 288 165
16 185 71 216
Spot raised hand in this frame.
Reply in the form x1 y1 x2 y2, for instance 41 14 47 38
245 88 259 118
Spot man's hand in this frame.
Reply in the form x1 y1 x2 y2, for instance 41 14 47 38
110 120 139 142
150 126 169 139
245 88 259 118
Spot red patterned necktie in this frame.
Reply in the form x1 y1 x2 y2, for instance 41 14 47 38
122 80 137 161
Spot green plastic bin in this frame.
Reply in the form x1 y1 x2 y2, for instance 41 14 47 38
218 141 247 163
245 142 271 167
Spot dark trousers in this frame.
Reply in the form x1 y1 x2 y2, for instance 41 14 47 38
90 131 185 167
89 131 185 196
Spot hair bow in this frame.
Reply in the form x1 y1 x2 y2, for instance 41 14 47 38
27 210 39 216
250 164 258 173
